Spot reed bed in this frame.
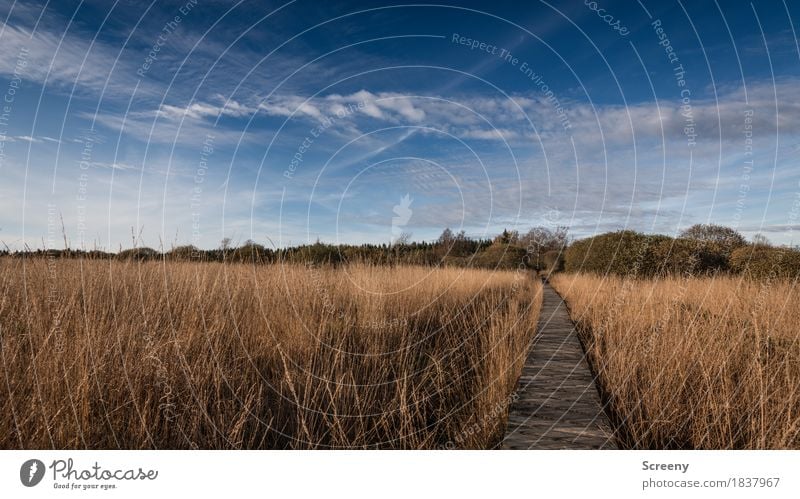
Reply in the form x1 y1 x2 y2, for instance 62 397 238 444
551 273 800 449
0 258 540 449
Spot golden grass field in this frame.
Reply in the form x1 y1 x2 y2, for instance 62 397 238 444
0 258 541 449
551 273 800 449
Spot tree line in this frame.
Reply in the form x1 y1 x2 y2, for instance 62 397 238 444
1 226 569 271
5 223 798 279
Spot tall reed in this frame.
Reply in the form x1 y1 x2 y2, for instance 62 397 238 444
552 274 800 449
0 258 540 449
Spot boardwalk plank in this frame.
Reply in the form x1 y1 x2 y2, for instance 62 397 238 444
501 284 617 449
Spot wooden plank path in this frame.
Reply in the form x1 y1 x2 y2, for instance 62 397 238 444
501 283 617 449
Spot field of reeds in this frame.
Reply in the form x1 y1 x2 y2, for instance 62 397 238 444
551 273 800 449
0 258 541 449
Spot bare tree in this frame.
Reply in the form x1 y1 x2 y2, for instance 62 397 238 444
394 231 412 246
519 226 569 269
437 228 454 245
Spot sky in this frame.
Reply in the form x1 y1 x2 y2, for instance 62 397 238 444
1 0 799 250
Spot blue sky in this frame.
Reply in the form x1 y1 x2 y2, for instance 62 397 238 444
1 0 799 250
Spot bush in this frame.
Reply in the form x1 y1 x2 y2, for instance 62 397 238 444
730 245 800 279
286 242 343 266
541 249 564 273
468 243 528 270
679 224 746 257
166 245 203 260
117 247 159 261
229 242 274 263
563 229 747 277
563 231 668 276
651 238 730 275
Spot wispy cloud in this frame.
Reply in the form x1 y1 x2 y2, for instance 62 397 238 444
12 135 61 143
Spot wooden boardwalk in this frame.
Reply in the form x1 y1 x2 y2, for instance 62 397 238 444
501 284 617 449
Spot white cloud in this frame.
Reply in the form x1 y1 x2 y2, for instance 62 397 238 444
157 100 254 121
13 135 62 144
459 127 522 141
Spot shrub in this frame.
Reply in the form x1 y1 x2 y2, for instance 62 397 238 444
541 249 564 273
564 229 745 277
679 224 746 256
563 231 668 276
651 238 730 275
166 245 203 260
229 242 274 263
117 247 159 261
287 242 343 265
468 242 528 269
730 245 800 279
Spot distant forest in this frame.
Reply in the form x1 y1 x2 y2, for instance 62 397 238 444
3 224 799 279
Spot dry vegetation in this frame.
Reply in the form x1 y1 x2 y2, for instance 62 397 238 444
0 258 540 449
551 273 800 449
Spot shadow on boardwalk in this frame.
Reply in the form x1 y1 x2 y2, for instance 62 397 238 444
501 284 617 449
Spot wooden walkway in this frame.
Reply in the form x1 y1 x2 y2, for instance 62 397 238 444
501 284 617 449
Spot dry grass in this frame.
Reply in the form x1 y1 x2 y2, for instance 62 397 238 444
551 273 800 449
0 258 540 449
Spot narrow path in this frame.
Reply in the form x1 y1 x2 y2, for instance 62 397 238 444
501 283 616 449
